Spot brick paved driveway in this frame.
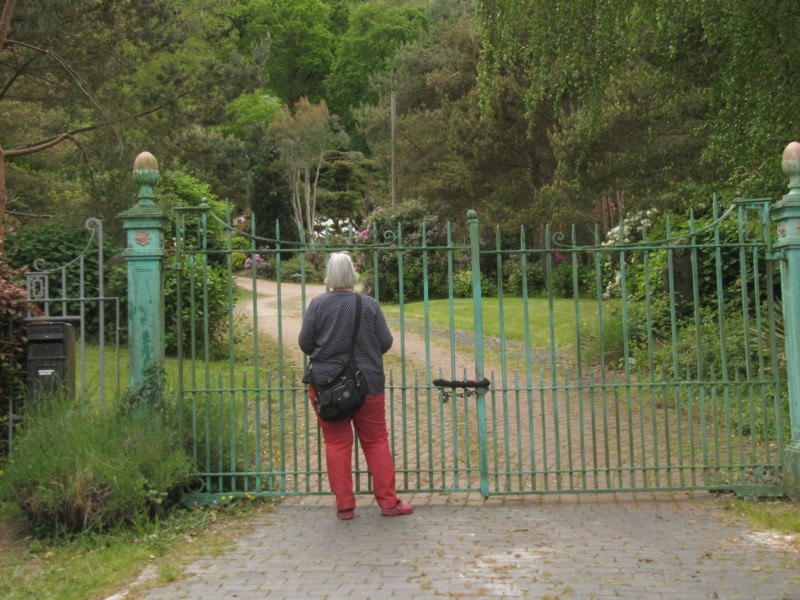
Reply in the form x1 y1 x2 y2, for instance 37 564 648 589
141 493 800 600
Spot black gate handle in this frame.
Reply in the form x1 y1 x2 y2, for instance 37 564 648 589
433 377 491 389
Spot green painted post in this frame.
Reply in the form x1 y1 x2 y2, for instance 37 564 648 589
772 141 800 497
119 152 166 394
468 209 490 498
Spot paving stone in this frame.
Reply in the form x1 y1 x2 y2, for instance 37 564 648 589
139 493 800 600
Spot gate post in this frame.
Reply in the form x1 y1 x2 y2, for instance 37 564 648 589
773 141 800 497
467 209 490 498
119 152 166 394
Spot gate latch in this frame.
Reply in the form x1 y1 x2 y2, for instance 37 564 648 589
432 377 491 402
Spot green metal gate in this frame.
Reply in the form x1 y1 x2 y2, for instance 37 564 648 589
173 196 785 502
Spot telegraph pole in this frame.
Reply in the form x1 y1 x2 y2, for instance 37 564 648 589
390 88 397 209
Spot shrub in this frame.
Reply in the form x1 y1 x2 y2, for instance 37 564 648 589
278 254 323 283
452 269 495 299
580 296 673 369
176 388 260 494
548 258 576 298
243 250 275 279
502 254 546 296
231 252 246 271
598 207 776 308
158 169 229 258
165 257 233 360
0 262 34 456
0 394 191 538
354 200 459 302
108 255 234 360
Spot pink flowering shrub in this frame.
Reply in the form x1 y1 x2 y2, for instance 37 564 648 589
244 248 275 279
353 201 462 303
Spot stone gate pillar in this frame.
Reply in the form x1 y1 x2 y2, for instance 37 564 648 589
772 141 800 497
119 152 165 394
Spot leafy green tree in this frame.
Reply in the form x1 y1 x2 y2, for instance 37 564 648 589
355 0 555 237
234 0 336 104
221 90 283 137
325 0 429 130
475 0 800 219
317 155 373 231
354 0 474 207
654 0 799 197
247 131 298 244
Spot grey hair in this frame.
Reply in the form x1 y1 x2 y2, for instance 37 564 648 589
325 252 359 289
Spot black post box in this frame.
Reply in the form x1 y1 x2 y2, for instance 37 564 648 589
27 321 76 399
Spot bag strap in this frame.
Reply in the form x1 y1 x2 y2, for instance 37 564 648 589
310 293 362 387
348 294 362 365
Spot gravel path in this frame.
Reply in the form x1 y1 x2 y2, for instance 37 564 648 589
234 276 479 377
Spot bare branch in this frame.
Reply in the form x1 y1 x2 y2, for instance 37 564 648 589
6 133 72 156
8 209 54 218
5 39 122 146
0 52 39 99
5 96 189 158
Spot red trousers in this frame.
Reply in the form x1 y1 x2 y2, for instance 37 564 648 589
310 389 400 511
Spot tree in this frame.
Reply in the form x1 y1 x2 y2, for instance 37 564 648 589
248 132 297 245
325 0 429 131
354 0 556 235
475 0 800 215
268 97 349 241
317 155 371 231
0 0 263 245
234 0 336 105
221 90 283 137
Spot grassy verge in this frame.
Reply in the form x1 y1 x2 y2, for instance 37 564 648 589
718 497 800 551
0 498 273 600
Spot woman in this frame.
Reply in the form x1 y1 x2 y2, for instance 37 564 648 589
298 252 413 520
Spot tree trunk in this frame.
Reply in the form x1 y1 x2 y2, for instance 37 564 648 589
311 152 324 237
0 0 17 246
290 170 303 238
303 165 313 240
0 148 6 254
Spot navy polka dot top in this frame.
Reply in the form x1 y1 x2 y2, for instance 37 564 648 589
298 290 393 394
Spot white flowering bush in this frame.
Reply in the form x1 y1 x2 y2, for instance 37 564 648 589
599 208 661 299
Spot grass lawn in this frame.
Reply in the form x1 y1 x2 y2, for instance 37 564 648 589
382 296 611 350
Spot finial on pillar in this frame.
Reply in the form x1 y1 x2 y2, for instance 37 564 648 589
133 151 160 207
782 142 800 201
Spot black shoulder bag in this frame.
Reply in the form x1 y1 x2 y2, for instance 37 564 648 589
309 294 369 422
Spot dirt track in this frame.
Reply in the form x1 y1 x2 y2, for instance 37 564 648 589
234 276 479 378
